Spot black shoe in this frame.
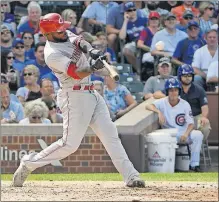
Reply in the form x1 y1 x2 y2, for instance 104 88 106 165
189 166 202 172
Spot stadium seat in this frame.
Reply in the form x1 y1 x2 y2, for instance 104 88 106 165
132 92 144 103
114 63 133 74
122 82 144 93
119 74 140 83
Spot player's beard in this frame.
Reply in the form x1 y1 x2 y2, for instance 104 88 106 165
181 79 192 86
52 35 68 43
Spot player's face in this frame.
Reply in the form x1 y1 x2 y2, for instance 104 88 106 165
168 88 179 101
51 31 68 42
181 74 193 85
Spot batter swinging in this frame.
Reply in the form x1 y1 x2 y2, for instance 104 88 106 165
12 13 145 188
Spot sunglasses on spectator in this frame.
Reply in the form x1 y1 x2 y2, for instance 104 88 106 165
7 56 15 60
184 16 193 20
24 73 34 77
127 8 136 12
182 74 193 78
39 34 44 37
49 105 57 110
15 46 24 49
32 116 41 120
188 26 198 31
23 36 33 40
207 7 215 11
1 4 7 7
1 31 10 35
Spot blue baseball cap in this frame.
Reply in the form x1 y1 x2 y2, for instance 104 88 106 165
12 38 24 47
124 2 136 12
187 20 199 28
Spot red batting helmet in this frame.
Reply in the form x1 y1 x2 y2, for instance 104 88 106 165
39 13 71 34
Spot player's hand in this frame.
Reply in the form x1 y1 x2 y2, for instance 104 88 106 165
180 134 188 143
158 111 166 126
89 49 103 60
200 117 209 127
90 56 106 71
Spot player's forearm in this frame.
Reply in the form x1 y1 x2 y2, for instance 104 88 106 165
184 123 194 137
146 104 160 114
201 105 209 118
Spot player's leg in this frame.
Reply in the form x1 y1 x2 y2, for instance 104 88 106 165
89 92 145 187
188 130 203 171
12 91 96 187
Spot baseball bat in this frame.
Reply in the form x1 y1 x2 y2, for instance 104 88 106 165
102 60 120 82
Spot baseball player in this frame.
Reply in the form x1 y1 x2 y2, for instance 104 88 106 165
12 13 145 188
146 78 203 172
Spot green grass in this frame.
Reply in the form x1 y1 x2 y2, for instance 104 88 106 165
1 173 218 182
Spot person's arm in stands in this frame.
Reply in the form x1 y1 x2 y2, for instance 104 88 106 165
207 76 218 83
206 62 218 83
192 48 206 79
88 18 104 26
116 93 137 118
153 90 166 99
143 77 154 100
119 13 129 40
137 30 151 52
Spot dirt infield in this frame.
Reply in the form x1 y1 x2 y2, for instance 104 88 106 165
1 181 218 201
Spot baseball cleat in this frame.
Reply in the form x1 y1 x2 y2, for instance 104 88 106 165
12 163 31 187
126 177 145 188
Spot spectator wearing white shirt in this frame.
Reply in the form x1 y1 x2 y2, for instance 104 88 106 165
192 29 218 89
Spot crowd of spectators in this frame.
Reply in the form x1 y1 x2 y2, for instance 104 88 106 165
1 1 218 125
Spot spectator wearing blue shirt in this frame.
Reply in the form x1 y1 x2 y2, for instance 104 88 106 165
172 21 206 66
176 10 203 38
1 1 16 33
137 11 160 64
106 2 141 50
198 2 214 36
22 32 36 60
119 2 147 72
26 42 51 81
95 32 117 63
151 13 188 58
17 2 41 38
104 75 137 120
1 23 14 53
12 38 34 73
1 73 20 103
1 86 24 123
82 1 118 29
